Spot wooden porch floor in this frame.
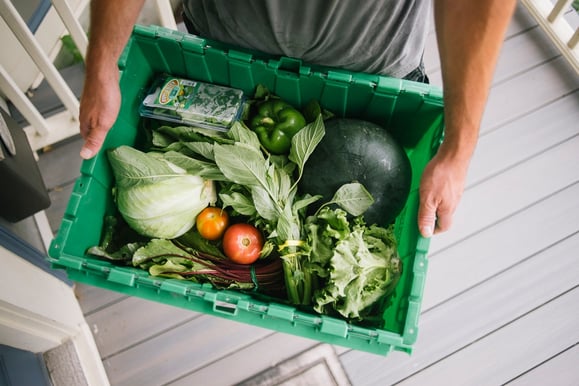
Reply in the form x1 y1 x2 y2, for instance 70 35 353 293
37 4 579 385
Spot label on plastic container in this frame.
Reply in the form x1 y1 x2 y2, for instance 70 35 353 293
140 75 246 131
158 78 190 105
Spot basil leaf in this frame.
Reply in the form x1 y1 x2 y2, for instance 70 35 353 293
293 194 322 214
227 121 262 150
252 185 278 221
267 163 292 202
182 142 216 160
289 114 325 182
157 125 227 143
270 154 297 176
161 151 225 180
276 208 300 241
331 182 375 217
219 191 257 216
213 143 268 187
151 130 176 148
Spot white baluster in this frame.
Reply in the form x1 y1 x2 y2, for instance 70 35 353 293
0 0 80 120
51 0 89 58
0 64 50 136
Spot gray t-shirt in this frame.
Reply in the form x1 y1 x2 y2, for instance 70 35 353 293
182 0 431 78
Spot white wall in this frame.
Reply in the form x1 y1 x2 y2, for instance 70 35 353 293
0 245 109 385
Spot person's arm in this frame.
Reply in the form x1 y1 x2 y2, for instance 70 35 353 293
417 0 516 237
79 0 145 159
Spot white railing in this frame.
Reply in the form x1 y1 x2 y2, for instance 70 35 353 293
0 0 84 148
0 0 177 151
521 0 579 74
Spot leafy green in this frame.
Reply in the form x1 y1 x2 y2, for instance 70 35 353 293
288 117 326 190
214 117 325 237
159 150 225 181
107 146 216 239
96 86 404 321
316 183 374 217
210 118 326 304
130 237 284 292
305 207 402 320
142 115 383 309
85 216 148 262
155 124 231 143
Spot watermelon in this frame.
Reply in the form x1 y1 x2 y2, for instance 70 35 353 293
300 118 412 226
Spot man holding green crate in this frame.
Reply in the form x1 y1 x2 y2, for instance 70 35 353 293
78 0 516 239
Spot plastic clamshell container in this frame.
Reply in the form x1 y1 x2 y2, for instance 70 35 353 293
49 25 444 356
139 73 246 131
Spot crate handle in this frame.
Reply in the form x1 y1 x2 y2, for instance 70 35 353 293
213 300 238 316
273 57 310 76
204 292 240 316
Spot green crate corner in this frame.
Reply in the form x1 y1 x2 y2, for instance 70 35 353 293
48 25 444 356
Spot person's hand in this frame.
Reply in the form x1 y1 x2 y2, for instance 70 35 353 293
79 66 121 159
417 147 469 238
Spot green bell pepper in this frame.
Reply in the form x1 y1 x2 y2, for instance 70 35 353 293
249 99 306 154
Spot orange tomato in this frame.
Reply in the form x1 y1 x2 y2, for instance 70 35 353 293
196 207 229 240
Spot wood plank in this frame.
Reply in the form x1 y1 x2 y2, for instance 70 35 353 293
102 316 273 386
36 136 84 232
422 181 579 311
341 222 579 385
491 24 562 82
45 182 74 233
36 135 83 190
74 283 127 316
85 296 201 359
397 286 579 386
427 21 561 87
430 135 579 255
169 333 320 386
467 91 579 188
480 55 579 134
505 343 579 386
424 3 540 38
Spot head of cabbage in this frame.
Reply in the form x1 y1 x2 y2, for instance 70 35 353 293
107 146 215 239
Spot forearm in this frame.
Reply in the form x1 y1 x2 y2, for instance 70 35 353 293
416 0 516 236
434 0 516 164
85 0 145 81
79 0 145 159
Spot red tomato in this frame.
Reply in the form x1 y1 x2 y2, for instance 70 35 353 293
222 223 263 264
196 207 229 240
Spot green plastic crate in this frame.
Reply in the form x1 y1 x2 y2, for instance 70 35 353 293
49 25 444 356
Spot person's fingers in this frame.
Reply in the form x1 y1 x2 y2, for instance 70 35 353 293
78 72 121 159
433 205 453 234
80 127 109 159
417 194 438 238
